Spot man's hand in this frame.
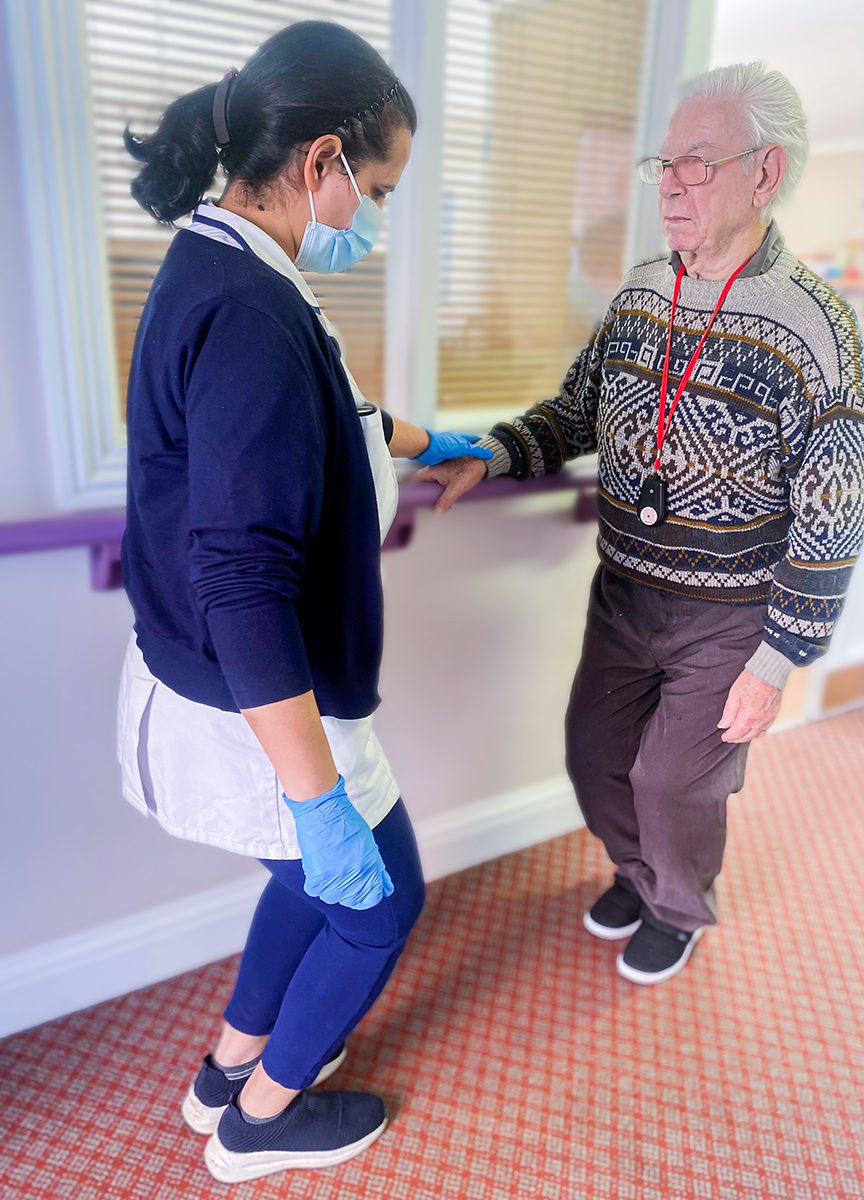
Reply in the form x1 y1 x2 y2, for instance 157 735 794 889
413 457 489 513
718 669 783 743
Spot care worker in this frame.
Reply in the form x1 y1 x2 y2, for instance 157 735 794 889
116 20 491 1184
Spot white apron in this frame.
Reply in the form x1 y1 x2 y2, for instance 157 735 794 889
116 204 400 858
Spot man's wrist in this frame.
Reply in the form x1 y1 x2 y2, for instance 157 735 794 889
745 641 795 689
478 435 513 478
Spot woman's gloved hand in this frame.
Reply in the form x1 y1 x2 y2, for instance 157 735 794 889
412 430 494 467
282 775 394 911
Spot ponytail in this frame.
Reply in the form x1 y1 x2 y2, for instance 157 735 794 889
124 83 221 225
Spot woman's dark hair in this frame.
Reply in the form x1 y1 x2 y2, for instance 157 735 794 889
124 20 417 224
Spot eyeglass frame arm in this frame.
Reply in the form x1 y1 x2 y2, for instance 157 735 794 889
636 146 762 184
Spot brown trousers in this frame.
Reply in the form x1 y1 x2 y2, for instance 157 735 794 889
565 566 767 932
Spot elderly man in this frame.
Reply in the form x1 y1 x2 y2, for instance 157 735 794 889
418 63 864 984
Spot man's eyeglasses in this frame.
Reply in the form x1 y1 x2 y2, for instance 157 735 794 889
636 147 762 186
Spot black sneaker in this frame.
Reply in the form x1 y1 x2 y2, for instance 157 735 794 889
616 909 705 985
182 1045 347 1135
204 1089 387 1181
583 881 643 940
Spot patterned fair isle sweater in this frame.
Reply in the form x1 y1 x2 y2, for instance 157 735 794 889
480 227 864 687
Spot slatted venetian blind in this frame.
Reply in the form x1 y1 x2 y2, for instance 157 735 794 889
83 0 391 417
437 0 648 412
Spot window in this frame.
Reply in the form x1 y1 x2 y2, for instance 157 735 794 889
8 0 701 507
437 0 647 416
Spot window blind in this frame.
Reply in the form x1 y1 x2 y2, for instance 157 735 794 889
437 0 648 412
83 0 391 416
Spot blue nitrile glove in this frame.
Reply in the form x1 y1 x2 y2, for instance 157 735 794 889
412 430 495 467
282 775 394 911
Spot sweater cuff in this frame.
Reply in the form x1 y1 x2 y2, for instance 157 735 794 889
379 409 395 445
478 435 514 479
745 641 796 689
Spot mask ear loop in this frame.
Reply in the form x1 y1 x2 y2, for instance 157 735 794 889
306 153 361 226
340 153 364 204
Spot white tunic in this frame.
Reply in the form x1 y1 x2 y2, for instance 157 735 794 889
116 204 401 858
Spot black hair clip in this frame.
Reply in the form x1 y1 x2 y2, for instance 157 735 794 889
342 80 401 126
213 67 239 148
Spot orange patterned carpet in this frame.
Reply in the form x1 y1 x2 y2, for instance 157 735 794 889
2 710 864 1200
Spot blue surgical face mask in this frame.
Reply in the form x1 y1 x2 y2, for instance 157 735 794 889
294 153 383 273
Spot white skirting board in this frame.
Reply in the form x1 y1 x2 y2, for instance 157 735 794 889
0 777 582 1039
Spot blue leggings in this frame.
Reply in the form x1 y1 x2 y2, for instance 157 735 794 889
222 799 425 1090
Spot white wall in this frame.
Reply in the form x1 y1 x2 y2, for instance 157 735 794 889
0 497 597 956
377 494 598 818
712 0 864 274
711 0 864 149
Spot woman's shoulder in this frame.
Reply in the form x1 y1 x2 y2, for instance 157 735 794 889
165 231 315 327
146 233 331 380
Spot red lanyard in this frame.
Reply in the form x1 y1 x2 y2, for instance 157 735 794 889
654 255 753 471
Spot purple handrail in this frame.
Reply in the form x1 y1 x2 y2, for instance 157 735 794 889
0 470 597 590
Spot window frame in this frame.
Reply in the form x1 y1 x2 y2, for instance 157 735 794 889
7 0 127 509
5 0 711 509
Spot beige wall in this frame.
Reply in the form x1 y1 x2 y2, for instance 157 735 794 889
778 150 864 263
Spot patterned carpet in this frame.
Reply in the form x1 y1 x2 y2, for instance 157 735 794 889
2 710 864 1200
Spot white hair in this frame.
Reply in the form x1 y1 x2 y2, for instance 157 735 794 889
678 62 808 218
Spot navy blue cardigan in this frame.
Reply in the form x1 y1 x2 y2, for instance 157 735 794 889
122 230 385 717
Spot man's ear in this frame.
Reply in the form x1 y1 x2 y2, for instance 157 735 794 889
753 144 786 212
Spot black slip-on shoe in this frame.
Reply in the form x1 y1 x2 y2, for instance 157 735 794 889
616 909 705 985
204 1089 387 1181
583 881 643 941
182 1044 347 1135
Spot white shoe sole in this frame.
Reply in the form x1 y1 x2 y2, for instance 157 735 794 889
616 925 705 985
182 1088 225 1137
203 1116 388 1182
582 910 642 941
182 1045 348 1136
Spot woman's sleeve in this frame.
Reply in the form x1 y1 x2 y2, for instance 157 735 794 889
184 299 325 709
